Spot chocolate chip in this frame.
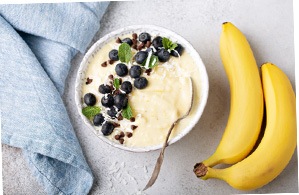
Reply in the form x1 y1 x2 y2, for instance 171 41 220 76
137 43 145 51
145 69 152 76
86 77 93 85
113 123 120 127
119 138 124 144
132 33 137 40
115 134 120 140
120 131 125 138
118 114 123 121
108 60 115 65
126 132 133 138
146 41 151 48
101 61 107 67
116 37 122 44
113 89 121 95
130 117 135 122
108 74 114 80
131 125 138 130
109 84 114 91
132 38 137 45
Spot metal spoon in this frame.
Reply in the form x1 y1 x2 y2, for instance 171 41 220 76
143 77 194 191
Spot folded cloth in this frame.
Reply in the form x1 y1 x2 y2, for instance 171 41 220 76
0 2 109 194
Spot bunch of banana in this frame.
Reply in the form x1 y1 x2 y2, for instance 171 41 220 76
200 22 264 167
193 22 297 191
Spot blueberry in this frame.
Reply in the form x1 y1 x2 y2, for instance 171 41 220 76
120 81 133 94
122 38 133 46
115 63 128 77
101 122 115 136
170 44 184 57
135 51 148 64
139 32 151 43
134 77 148 89
129 65 142 78
107 107 118 118
152 36 163 49
109 49 119 61
93 113 105 126
114 94 128 109
157 49 170 62
84 93 96 106
146 48 154 53
101 94 114 107
99 84 112 94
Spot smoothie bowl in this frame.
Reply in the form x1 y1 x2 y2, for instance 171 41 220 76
75 25 209 152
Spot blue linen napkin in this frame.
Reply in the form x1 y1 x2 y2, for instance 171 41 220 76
0 2 109 194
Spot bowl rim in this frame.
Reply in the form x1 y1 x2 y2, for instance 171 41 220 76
75 24 209 152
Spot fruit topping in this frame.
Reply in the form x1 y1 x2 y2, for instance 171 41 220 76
114 94 128 109
152 36 163 49
115 63 128 77
120 81 133 94
109 49 119 61
134 77 148 89
101 122 115 136
99 84 112 94
122 38 133 46
139 32 151 43
135 51 148 64
101 94 114 107
170 44 184 57
157 48 170 62
107 107 118 118
84 93 96 106
129 65 142 78
93 113 105 126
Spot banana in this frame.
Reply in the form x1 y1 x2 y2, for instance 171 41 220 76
199 22 264 167
194 63 297 190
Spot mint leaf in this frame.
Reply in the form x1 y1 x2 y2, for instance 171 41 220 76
122 104 133 120
149 55 159 68
118 43 132 63
82 106 101 119
113 78 120 90
162 37 178 51
142 52 158 69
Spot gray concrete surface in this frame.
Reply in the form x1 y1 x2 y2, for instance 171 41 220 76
2 0 298 194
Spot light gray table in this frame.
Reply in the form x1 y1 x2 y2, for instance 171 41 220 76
3 0 297 194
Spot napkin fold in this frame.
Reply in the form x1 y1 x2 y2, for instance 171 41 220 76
0 2 109 194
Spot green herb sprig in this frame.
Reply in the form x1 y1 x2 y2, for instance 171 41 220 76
82 106 101 119
122 104 133 120
118 43 132 63
113 78 120 90
162 37 178 51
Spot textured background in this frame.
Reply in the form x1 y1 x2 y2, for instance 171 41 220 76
2 0 298 194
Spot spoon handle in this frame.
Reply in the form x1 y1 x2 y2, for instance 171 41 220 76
143 77 193 191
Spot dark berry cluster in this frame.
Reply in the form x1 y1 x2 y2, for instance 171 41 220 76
83 32 184 145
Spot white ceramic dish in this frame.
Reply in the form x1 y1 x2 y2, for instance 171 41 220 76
75 25 209 152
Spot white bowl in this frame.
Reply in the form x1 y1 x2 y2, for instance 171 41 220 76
75 25 209 152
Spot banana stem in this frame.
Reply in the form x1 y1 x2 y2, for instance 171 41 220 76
193 163 208 179
193 163 226 181
202 152 222 167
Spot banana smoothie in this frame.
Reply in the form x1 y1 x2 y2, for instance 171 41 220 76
81 32 202 148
